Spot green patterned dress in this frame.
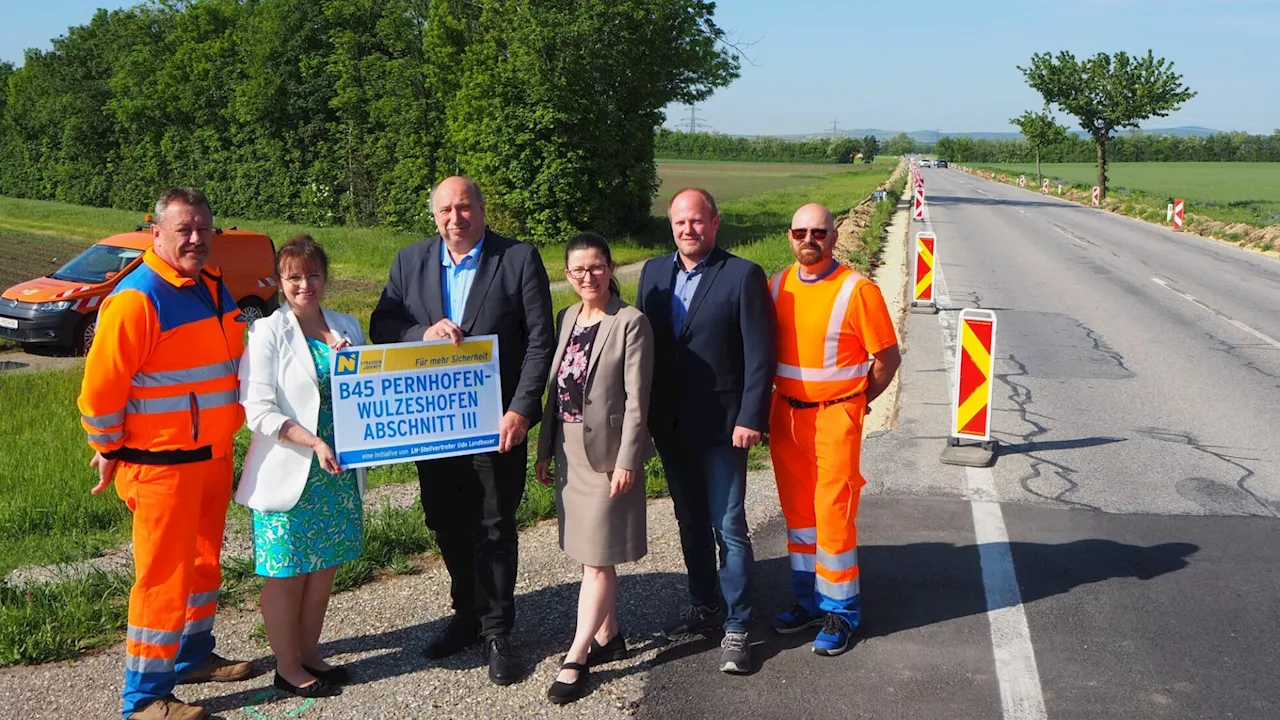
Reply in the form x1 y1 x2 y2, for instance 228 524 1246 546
252 337 364 578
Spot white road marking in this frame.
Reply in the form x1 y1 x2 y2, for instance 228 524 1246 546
930 191 1049 720
1050 225 1086 247
1151 277 1280 351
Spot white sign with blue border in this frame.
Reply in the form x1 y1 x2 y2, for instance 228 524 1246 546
330 335 504 468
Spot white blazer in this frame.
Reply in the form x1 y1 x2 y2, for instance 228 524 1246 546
236 306 368 512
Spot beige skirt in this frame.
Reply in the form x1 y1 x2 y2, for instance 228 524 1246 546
554 421 647 566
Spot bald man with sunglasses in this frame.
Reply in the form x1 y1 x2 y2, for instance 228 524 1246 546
766 203 900 657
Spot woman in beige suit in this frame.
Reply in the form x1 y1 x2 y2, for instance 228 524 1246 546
535 232 654 704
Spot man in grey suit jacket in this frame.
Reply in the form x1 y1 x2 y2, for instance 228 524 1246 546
369 177 555 686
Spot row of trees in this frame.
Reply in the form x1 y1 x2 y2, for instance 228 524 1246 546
654 130 891 164
935 128 1280 167
0 0 738 242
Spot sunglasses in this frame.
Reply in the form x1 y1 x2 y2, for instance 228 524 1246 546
789 228 829 241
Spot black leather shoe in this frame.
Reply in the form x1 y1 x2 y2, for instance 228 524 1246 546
547 661 590 704
303 664 351 685
586 633 628 666
273 672 342 698
484 636 523 686
424 615 481 659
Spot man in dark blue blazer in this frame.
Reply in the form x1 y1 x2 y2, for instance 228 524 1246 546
369 177 555 686
636 187 776 674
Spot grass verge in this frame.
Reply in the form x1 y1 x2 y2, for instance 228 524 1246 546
966 163 1280 252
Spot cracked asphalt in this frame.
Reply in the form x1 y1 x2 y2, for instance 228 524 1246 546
845 166 1280 719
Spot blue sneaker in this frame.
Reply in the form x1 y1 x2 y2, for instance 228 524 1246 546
772 605 824 635
812 613 854 656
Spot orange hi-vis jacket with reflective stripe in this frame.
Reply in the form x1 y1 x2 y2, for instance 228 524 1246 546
79 250 246 458
770 262 898 403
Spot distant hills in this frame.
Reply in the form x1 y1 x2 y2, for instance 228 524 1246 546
718 126 1226 142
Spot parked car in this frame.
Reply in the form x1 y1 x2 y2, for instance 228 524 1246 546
0 223 278 354
935 159 949 168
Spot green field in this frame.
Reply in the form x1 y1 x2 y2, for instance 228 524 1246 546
973 162 1280 227
0 160 897 664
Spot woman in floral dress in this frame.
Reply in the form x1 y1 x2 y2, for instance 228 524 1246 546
237 236 367 698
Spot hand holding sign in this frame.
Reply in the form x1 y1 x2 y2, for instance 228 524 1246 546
424 319 464 346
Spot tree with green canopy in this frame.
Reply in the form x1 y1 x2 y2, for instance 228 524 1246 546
1018 50 1194 199
1009 110 1068 185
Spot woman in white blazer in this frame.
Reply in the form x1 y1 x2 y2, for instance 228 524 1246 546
236 235 366 698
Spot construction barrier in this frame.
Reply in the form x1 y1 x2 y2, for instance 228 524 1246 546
912 232 936 308
951 308 996 442
914 184 925 221
1173 198 1185 230
1018 175 1026 188
999 173 1007 183
1091 186 1100 207
1041 179 1049 194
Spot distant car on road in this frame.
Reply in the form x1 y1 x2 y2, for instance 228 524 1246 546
935 159 948 168
919 159 931 168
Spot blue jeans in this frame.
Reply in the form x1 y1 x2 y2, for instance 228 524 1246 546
660 443 754 633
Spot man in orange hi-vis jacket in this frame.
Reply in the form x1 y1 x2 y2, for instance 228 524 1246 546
78 188 254 720
767 203 901 657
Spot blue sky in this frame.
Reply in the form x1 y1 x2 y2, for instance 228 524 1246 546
4 0 1278 136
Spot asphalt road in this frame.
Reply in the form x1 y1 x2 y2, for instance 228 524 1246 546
638 167 1280 719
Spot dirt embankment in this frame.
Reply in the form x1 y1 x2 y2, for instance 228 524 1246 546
834 161 909 266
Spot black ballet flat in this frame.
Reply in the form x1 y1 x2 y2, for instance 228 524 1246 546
273 671 342 698
303 664 351 685
586 633 628 666
547 661 590 705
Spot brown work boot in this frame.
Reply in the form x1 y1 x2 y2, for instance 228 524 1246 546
128 695 206 719
177 653 254 683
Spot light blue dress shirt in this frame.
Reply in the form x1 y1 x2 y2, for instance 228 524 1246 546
670 252 706 336
441 235 485 323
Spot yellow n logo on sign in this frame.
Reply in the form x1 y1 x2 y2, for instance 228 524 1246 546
335 352 358 375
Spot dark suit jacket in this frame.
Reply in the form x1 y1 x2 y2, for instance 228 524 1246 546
636 245 776 451
369 230 555 425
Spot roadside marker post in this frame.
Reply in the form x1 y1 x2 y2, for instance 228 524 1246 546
1173 198 1185 230
913 184 925 221
940 308 999 467
1041 179 1049 194
910 231 938 315
1166 203 1174 223
1091 186 1100 207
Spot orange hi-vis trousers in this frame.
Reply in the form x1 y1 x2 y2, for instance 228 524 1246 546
769 392 865 626
117 456 231 718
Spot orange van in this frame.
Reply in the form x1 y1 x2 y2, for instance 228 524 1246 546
0 224 279 354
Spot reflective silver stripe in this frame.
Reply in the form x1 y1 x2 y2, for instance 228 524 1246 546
786 527 817 545
125 654 176 674
127 388 239 415
823 273 860 368
770 270 785 301
183 615 215 636
776 361 872 382
132 360 239 389
815 575 861 601
87 430 124 446
189 590 219 608
789 552 816 572
82 410 125 431
126 624 182 647
817 547 859 572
